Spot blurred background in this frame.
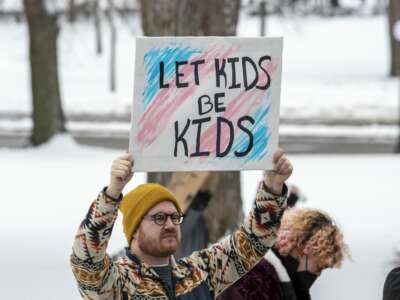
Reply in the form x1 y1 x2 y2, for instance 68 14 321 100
0 0 399 299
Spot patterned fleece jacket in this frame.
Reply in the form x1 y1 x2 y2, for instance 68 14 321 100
70 182 287 300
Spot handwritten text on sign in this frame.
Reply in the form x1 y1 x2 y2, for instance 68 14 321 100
130 37 283 172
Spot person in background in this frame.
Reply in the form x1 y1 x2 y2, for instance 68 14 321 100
383 253 400 300
174 189 211 259
70 149 293 299
218 208 348 300
287 184 306 208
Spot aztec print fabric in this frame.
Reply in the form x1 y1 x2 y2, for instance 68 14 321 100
70 183 287 299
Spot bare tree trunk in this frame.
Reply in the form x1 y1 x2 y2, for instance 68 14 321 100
203 171 243 243
93 0 103 55
68 0 76 22
24 0 65 146
259 0 267 36
202 0 240 36
148 173 173 187
139 0 178 36
330 0 340 8
197 0 243 243
107 0 117 92
389 0 400 152
143 0 243 244
388 0 400 76
175 0 205 36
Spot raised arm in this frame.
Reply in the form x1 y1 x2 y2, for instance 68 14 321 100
70 153 134 299
183 148 292 295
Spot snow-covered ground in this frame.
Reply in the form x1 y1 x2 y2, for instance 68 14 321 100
0 8 398 125
0 135 399 300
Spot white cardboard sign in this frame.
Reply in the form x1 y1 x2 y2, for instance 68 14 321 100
130 37 283 172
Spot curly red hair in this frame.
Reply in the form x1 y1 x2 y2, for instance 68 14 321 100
276 208 348 268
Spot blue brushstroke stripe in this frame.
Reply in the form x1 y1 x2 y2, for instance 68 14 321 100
228 104 271 164
142 45 202 109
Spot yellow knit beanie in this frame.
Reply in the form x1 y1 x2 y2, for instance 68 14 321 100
119 183 182 245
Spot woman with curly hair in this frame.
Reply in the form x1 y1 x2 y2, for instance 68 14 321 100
218 208 348 300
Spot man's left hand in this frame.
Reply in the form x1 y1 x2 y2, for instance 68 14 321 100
263 148 293 195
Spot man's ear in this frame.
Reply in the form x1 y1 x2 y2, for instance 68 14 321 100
132 230 138 240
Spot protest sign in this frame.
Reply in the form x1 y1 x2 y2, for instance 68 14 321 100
130 37 283 172
167 171 213 212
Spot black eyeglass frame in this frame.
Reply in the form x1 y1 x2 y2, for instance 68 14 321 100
143 212 185 226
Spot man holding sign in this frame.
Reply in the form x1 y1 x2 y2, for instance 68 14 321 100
70 148 293 299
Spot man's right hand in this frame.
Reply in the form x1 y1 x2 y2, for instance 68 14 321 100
106 153 134 199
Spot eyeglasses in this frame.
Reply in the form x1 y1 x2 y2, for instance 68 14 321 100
143 212 184 226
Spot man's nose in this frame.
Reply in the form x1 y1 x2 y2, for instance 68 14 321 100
163 216 175 227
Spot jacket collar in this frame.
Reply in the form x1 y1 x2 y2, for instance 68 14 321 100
124 248 190 280
264 249 291 282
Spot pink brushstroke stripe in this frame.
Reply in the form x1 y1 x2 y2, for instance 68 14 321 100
192 61 278 156
139 50 212 124
197 87 263 154
136 46 238 149
138 45 237 125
